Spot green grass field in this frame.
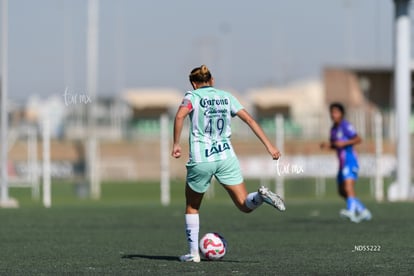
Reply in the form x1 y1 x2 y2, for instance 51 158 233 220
0 179 413 275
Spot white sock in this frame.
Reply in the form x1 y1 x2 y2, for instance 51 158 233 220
245 192 263 210
185 214 199 256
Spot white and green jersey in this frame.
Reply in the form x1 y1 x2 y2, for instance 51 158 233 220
180 86 244 163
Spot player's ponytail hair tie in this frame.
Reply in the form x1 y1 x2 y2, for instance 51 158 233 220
200 65 209 75
189 64 212 83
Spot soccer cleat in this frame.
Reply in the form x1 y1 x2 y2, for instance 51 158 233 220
339 209 359 223
356 209 372 222
258 186 286 211
179 253 201 263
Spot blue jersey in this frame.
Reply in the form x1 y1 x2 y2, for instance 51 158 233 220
330 120 359 182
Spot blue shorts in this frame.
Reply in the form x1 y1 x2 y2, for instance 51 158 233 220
337 165 359 184
186 156 244 193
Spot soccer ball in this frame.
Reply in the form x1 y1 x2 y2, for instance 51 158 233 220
199 232 227 260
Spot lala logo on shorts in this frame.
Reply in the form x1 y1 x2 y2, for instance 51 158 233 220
205 142 231 157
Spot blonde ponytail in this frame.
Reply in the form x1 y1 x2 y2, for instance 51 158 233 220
189 65 212 83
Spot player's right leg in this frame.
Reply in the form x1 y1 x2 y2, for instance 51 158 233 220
340 177 372 223
344 178 372 222
339 178 359 222
180 184 203 263
337 183 347 199
337 170 358 222
180 162 213 263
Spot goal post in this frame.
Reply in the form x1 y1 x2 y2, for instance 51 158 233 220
160 113 170 206
28 125 40 199
0 0 18 208
393 0 412 200
86 0 101 200
374 111 384 202
42 116 51 208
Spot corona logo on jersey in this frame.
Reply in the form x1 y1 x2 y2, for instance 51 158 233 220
199 97 229 108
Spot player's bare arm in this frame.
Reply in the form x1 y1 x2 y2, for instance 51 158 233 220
172 106 190 158
320 135 361 150
320 141 335 150
236 109 281 160
333 135 362 148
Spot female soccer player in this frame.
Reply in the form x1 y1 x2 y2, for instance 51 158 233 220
321 102 372 223
172 65 285 262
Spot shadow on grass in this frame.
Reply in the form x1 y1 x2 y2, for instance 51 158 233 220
121 254 177 261
121 254 245 263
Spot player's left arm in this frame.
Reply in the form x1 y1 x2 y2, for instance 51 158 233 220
334 134 362 148
320 141 336 150
172 106 190 158
236 109 281 160
334 122 362 148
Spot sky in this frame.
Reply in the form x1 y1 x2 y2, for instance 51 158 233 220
0 0 400 102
